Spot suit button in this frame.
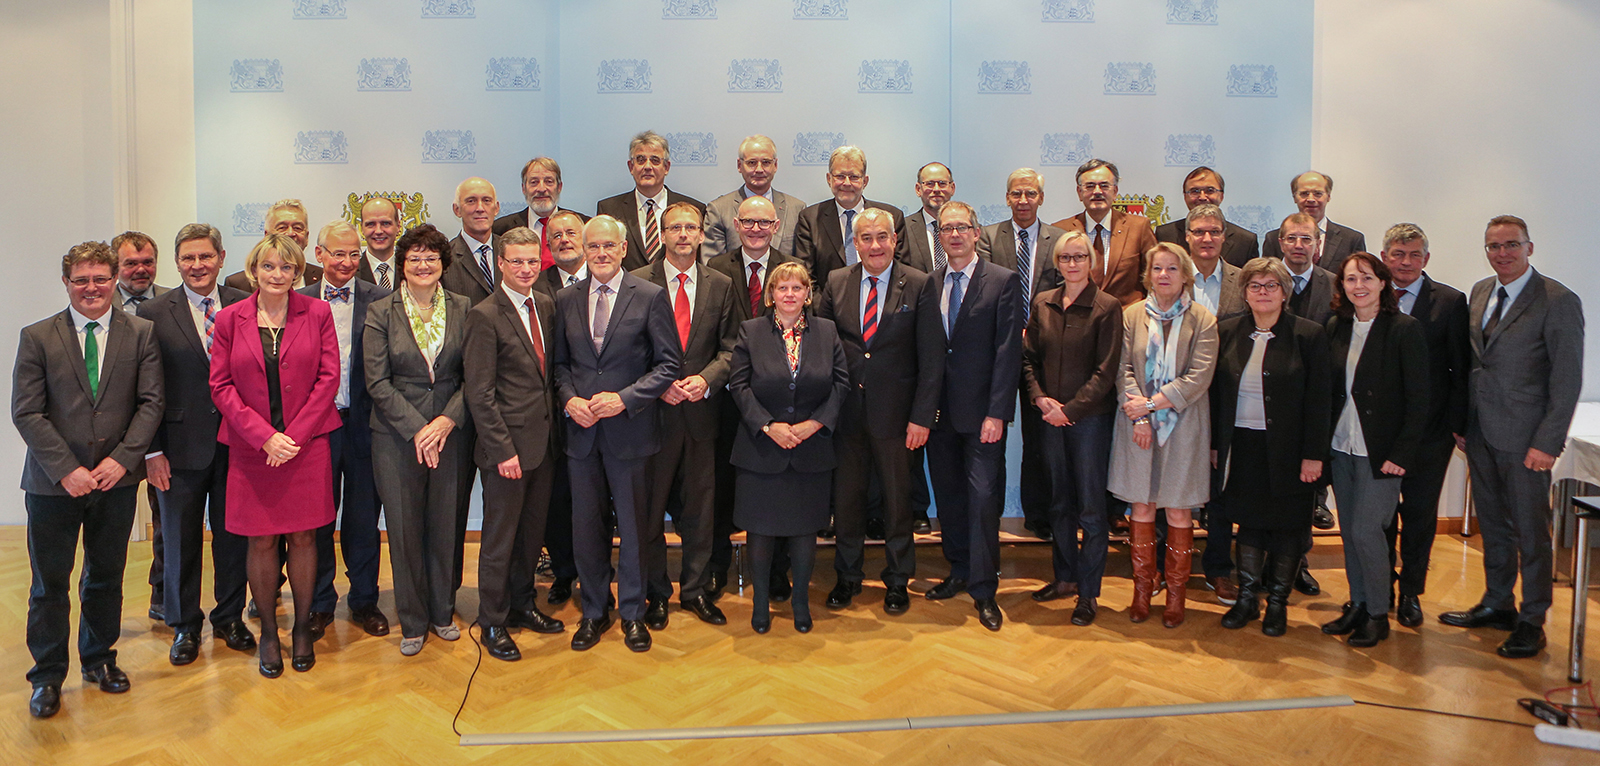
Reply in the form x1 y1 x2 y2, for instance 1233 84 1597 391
947 349 953 354
1264 396 1271 402
858 383 865 389
93 411 100 418
786 406 794 413
789 383 796 390
1266 418 1273 425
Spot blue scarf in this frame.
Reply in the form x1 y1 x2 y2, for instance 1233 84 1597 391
1143 295 1190 446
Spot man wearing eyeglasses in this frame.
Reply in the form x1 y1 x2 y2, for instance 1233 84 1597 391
1276 211 1337 595
223 199 323 291
1262 171 1365 277
1051 158 1155 307
902 163 955 274
793 145 909 286
595 131 706 272
702 135 805 260
1155 167 1259 267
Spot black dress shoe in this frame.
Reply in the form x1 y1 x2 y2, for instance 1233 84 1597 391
216 620 257 652
1348 613 1390 648
884 585 910 615
482 626 522 661
1294 560 1321 596
925 577 967 600
644 599 669 630
306 611 335 641
975 598 1003 631
350 605 391 637
546 577 575 605
247 598 258 620
290 626 315 672
1498 621 1547 659
81 663 131 693
622 619 652 652
1396 594 1424 628
1312 504 1336 530
170 630 201 666
769 575 793 603
826 580 862 608
912 518 933 535
1031 581 1078 602
818 523 836 540
1024 521 1054 542
30 684 60 718
1070 596 1098 626
682 595 727 625
706 571 727 602
148 603 165 622
1320 602 1366 635
865 517 886 541
509 606 566 634
570 614 613 651
1438 603 1518 631
258 644 284 679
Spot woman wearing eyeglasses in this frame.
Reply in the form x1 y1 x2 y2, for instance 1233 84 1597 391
364 223 472 656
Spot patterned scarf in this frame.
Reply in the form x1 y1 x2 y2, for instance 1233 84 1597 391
402 285 447 379
1142 294 1190 446
777 314 807 377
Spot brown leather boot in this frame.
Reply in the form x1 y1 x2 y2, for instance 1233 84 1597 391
1163 524 1194 628
1130 520 1158 623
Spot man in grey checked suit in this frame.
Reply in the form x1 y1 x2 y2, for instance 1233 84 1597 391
701 134 804 260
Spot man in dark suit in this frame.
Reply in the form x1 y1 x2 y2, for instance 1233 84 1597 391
532 209 587 604
492 156 589 246
14 241 164 718
1440 215 1584 659
464 227 567 661
1278 211 1337 589
702 135 805 259
594 131 706 272
1051 159 1155 307
553 214 682 652
296 221 392 640
815 208 941 614
1380 223 1470 628
1262 171 1365 277
111 231 171 622
144 223 256 666
902 162 954 274
1155 167 1260 267
793 145 909 285
358 197 401 289
632 203 738 628
922 201 1024 632
222 199 323 291
441 176 504 307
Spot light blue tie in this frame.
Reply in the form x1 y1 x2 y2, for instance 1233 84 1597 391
1293 275 1306 294
947 271 965 337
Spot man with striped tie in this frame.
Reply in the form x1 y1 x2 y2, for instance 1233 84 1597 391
357 197 401 290
595 130 706 273
441 176 504 308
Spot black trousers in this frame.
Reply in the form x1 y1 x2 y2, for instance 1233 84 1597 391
478 459 554 626
908 445 931 519
312 415 383 612
1387 434 1455 596
927 428 1005 600
1017 385 1052 529
451 420 477 595
26 486 138 687
1201 496 1234 579
570 451 652 621
645 423 718 603
1041 411 1113 597
543 454 578 579
709 397 739 576
146 482 164 606
159 448 248 631
832 417 916 588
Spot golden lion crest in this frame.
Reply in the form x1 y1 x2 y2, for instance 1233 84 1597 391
1112 194 1169 227
340 191 430 240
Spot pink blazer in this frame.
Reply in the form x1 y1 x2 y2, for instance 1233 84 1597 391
209 290 343 452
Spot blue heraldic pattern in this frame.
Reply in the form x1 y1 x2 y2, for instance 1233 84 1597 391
598 59 652 93
1042 0 1095 22
978 61 1032 94
858 60 912 93
487 58 540 91
662 0 717 18
1226 205 1274 236
794 0 847 20
729 59 783 92
357 58 411 91
1040 133 1094 166
1167 0 1219 25
1165 134 1216 166
293 0 346 19
978 205 1010 227
294 131 349 164
230 59 283 92
1227 65 1278 97
793 132 846 166
1104 62 1156 95
665 133 717 166
422 131 476 164
421 0 474 18
232 204 271 236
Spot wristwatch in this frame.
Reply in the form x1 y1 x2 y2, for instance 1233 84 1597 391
762 422 773 434
1144 398 1156 412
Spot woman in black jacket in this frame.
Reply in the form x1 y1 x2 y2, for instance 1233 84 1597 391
1319 252 1430 647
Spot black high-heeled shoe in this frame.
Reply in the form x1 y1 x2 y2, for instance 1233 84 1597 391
259 641 284 679
291 625 316 672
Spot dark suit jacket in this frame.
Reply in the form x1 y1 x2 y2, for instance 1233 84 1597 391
792 198 909 285
552 272 682 460
144 284 251 468
727 316 849 474
1022 281 1125 423
1327 312 1431 477
356 254 398 286
363 289 471 439
901 208 938 273
491 207 589 237
464 288 557 471
441 233 502 308
706 247 799 325
1466 268 1585 456
534 266 585 299
223 264 324 294
1287 264 1337 326
594 188 706 272
1210 312 1332 497
631 260 739 437
1155 219 1261 268
299 279 390 456
1053 210 1157 306
209 291 343 452
12 308 163 494
815 263 942 439
978 219 1068 299
921 258 1026 433
1263 219 1366 277
1404 273 1471 440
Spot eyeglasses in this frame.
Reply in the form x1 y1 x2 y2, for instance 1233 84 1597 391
1189 228 1224 239
500 257 541 269
321 250 362 262
1006 189 1042 201
1078 182 1114 192
828 172 864 184
584 241 622 253
177 253 219 266
665 224 701 234
404 255 442 265
1281 234 1317 246
918 180 953 189
1246 282 1283 294
736 218 777 230
1484 241 1527 253
938 224 975 234
1184 186 1221 196
630 154 665 167
1056 254 1091 264
1295 190 1328 200
739 158 776 170
271 222 309 234
68 276 114 287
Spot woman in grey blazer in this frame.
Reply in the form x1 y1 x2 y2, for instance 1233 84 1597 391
363 224 471 656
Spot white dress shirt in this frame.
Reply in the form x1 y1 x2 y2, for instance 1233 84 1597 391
556 263 589 289
462 230 493 278
663 259 698 316
860 260 893 332
183 284 222 353
635 188 669 245
741 248 773 291
1332 318 1373 456
940 257 979 331
1482 265 1534 328
68 305 111 375
838 199 866 265
321 280 355 409
364 251 396 287
921 208 940 256
502 281 542 346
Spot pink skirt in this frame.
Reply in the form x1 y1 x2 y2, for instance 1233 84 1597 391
224 435 336 536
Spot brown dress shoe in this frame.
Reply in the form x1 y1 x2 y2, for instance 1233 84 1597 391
1207 575 1239 605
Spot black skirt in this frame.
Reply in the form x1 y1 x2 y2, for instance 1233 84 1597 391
1221 427 1315 531
733 468 831 537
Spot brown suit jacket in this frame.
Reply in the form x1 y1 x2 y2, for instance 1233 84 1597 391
1052 210 1156 307
463 287 557 471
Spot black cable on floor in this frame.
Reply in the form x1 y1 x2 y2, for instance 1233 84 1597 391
1353 698 1535 729
452 621 484 737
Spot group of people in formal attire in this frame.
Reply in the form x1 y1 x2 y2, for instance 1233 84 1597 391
15 131 1583 721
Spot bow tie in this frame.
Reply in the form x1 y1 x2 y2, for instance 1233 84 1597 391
326 286 351 303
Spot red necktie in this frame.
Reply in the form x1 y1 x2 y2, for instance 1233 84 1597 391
747 262 762 318
538 216 554 270
524 297 545 374
674 273 692 350
862 275 879 345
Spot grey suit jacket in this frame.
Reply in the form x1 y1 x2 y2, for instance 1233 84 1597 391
441 233 502 308
12 308 164 494
1195 260 1248 321
977 219 1068 299
1263 219 1365 277
701 187 804 261
901 208 939 273
363 289 471 439
1466 268 1585 456
1155 219 1261 268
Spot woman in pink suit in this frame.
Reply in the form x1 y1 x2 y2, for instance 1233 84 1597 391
209 234 342 678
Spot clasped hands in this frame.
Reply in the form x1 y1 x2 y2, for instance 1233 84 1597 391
565 391 625 428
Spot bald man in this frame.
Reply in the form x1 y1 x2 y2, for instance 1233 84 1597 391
358 197 402 289
442 177 505 307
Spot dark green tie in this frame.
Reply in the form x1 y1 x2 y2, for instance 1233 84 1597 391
84 321 100 399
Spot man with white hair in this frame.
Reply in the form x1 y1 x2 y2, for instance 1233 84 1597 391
595 130 706 271
223 199 323 290
793 145 908 285
702 135 805 260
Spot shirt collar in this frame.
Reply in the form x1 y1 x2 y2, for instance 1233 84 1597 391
501 281 535 304
838 199 865 216
1496 264 1535 300
949 257 978 280
742 185 772 202
323 279 355 299
69 304 110 330
1196 264 1223 286
592 269 625 295
741 248 771 269
1287 260 1314 280
635 187 669 210
183 284 221 307
116 284 154 303
862 259 893 283
664 259 695 285
1086 210 1111 228
461 231 492 254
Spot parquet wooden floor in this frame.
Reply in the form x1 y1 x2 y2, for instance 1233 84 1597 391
1 525 1595 764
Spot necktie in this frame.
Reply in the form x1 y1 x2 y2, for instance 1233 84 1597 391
674 273 692 350
1017 228 1032 321
931 221 947 271
326 285 351 303
566 274 580 288
592 284 612 351
1092 224 1107 281
537 216 553 270
946 272 965 337
862 275 880 346
477 244 493 283
644 199 661 262
83 321 100 399
127 294 148 315
376 262 392 290
201 297 216 354
1293 275 1307 294
525 296 545 373
843 209 858 265
1484 286 1509 337
747 263 762 318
